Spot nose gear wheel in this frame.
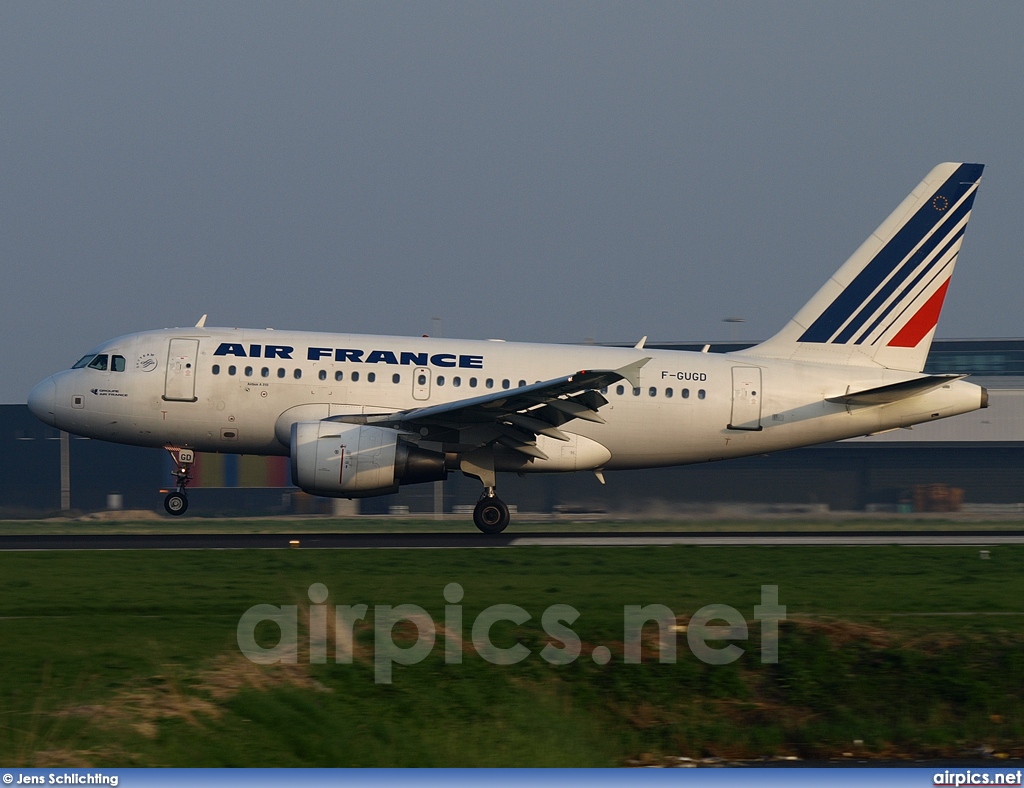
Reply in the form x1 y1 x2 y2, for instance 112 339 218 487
164 492 188 515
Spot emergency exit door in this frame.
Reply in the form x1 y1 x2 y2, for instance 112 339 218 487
163 339 200 402
728 366 763 431
412 367 431 401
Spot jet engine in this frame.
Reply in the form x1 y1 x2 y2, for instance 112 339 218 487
290 421 447 498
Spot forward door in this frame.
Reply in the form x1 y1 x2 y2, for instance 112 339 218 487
163 339 200 402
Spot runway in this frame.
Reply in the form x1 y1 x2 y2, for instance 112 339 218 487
2 530 1024 550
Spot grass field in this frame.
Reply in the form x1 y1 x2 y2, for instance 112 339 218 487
2 541 1024 766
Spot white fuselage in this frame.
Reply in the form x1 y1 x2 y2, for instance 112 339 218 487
29 327 985 473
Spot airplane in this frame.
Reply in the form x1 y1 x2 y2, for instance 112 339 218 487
28 162 987 533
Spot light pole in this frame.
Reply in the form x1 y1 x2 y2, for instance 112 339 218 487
59 430 70 511
431 316 444 520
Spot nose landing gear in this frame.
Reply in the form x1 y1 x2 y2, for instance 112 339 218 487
164 490 188 515
163 446 194 516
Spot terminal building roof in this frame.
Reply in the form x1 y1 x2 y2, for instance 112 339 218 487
604 339 1024 379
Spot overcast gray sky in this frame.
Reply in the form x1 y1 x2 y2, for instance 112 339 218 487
3 2 1023 402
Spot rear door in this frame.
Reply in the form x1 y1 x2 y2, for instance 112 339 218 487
163 339 200 402
728 366 763 430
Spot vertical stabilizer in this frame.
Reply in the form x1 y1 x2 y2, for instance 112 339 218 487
738 162 984 372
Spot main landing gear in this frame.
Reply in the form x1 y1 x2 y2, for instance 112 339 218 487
163 446 194 516
461 452 513 535
473 489 510 534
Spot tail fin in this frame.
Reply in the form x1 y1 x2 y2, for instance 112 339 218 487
739 162 984 372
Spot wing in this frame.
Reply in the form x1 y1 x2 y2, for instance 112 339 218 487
329 357 650 460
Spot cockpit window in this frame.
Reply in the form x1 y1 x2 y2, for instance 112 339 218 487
72 355 95 369
111 355 126 372
87 354 109 371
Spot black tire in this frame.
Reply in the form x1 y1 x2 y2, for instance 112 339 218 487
164 492 188 516
473 497 510 534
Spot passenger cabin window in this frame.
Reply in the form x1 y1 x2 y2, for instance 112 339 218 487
393 373 401 384
212 365 220 375
502 379 510 389
518 380 526 388
228 365 236 376
261 367 269 378
616 385 624 396
72 355 94 369
649 387 657 397
87 355 109 371
367 372 376 383
335 371 343 381
682 388 690 399
632 387 640 397
245 366 253 377
665 388 673 398
437 376 445 386
112 355 126 372
453 377 461 387
485 378 493 389
469 378 477 388
698 389 706 399
319 370 327 381
418 374 427 385
351 371 360 382
293 369 301 379
277 368 285 378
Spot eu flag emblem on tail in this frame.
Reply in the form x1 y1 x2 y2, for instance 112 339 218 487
739 162 984 373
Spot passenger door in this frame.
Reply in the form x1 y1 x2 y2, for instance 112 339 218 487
163 339 200 402
728 366 763 430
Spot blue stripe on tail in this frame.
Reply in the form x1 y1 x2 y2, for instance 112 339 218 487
797 163 983 344
856 225 965 345
835 194 974 344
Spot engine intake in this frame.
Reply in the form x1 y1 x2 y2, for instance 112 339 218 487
290 421 446 498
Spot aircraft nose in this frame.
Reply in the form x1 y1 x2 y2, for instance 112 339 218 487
28 377 57 426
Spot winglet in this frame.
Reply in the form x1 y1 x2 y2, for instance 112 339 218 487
195 314 208 328
614 357 651 389
634 336 648 349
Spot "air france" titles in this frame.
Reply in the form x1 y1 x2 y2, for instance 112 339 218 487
212 343 484 369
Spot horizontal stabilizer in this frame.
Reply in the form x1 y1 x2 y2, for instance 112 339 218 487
826 374 966 405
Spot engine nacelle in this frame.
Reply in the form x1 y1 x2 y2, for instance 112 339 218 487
290 421 446 498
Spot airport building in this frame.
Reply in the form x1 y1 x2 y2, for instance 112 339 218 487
4 339 1024 516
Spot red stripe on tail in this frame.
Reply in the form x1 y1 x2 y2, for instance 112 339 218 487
887 279 951 348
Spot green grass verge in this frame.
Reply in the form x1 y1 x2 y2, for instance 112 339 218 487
2 545 1024 765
